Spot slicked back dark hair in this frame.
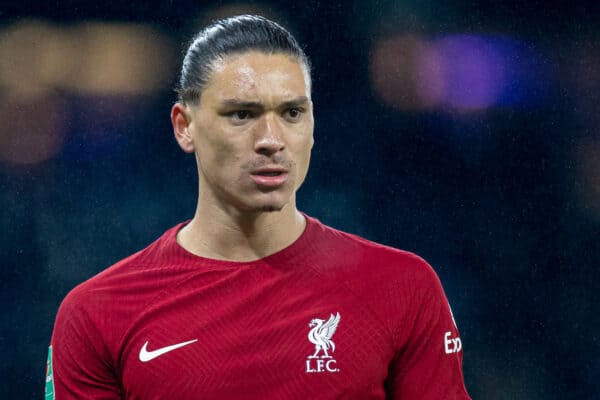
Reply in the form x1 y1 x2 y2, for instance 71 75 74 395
176 15 311 104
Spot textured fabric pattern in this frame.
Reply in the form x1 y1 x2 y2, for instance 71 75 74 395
50 215 470 399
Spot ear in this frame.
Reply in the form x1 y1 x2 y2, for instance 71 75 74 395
171 102 195 153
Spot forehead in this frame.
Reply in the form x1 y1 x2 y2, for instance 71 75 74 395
201 51 311 104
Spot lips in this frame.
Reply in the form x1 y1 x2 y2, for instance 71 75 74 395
250 167 288 187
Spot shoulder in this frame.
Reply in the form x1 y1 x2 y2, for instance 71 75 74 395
55 222 190 336
305 215 436 284
304 216 449 345
304 215 447 322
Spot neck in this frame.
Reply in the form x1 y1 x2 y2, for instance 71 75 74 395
177 195 306 262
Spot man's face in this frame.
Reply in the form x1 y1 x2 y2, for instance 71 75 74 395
184 51 314 214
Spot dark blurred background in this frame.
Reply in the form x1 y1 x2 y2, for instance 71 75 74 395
1 1 598 398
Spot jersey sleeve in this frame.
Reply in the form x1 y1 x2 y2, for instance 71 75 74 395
386 259 471 399
49 288 123 399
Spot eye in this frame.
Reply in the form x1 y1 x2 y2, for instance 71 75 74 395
231 110 252 120
230 110 253 122
285 107 304 122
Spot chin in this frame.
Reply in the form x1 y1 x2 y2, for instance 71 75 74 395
233 188 294 214
246 191 290 213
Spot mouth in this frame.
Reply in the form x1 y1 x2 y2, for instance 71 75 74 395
250 168 288 187
255 171 283 176
251 167 287 175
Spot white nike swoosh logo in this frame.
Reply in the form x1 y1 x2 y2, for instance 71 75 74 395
139 339 198 362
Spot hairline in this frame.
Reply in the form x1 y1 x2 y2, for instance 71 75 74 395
179 49 312 106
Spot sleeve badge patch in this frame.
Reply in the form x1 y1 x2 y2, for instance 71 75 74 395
45 345 55 400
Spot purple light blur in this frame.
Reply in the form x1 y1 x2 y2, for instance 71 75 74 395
417 35 508 110
370 33 543 112
414 42 445 108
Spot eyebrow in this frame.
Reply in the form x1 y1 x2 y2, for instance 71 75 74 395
220 96 310 109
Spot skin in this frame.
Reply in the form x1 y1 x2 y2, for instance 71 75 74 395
171 51 314 261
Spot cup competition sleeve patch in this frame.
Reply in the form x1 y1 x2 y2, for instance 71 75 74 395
45 345 55 400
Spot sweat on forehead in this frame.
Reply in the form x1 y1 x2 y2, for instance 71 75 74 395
176 14 311 105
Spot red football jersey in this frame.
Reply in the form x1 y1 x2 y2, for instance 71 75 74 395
48 215 470 399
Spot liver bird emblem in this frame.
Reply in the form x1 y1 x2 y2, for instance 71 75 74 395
307 312 341 359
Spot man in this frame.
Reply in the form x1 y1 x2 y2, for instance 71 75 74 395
47 15 470 399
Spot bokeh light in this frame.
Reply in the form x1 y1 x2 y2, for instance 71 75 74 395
0 20 175 96
432 35 506 110
0 20 60 96
370 35 439 109
61 22 175 95
0 19 175 166
0 91 68 165
370 33 544 112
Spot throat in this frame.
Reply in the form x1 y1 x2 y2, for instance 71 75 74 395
177 208 306 262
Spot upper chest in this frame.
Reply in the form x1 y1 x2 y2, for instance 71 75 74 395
114 266 397 399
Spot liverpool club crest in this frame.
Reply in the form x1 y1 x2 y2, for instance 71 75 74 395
306 312 340 373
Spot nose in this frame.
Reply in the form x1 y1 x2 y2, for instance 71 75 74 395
254 113 285 155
